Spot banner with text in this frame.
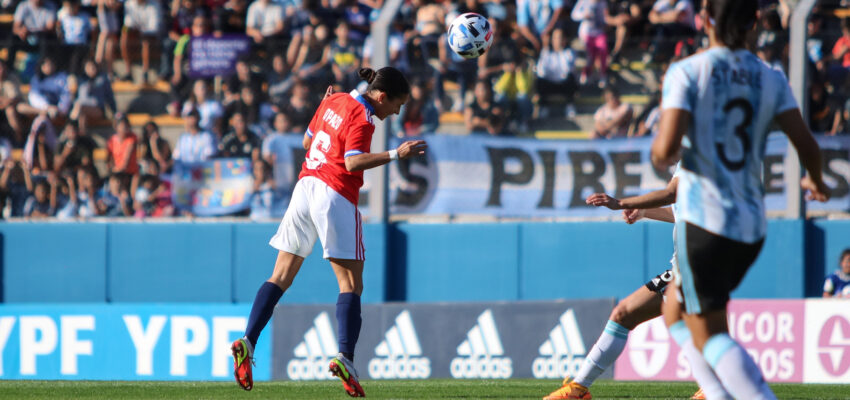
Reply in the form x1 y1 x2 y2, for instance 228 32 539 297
0 304 271 380
264 134 850 217
272 299 616 380
614 298 850 384
172 158 253 216
188 35 252 78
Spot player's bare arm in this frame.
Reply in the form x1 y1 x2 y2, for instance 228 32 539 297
774 108 831 202
586 176 679 210
344 140 428 172
651 108 690 168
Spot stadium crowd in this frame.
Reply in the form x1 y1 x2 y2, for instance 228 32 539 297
0 0 848 219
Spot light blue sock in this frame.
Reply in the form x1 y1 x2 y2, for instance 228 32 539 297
704 333 776 400
574 320 629 387
669 321 731 400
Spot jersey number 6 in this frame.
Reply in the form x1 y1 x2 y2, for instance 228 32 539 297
717 98 753 171
306 130 332 170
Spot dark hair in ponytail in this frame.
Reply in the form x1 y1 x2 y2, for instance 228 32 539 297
358 67 411 100
707 0 757 49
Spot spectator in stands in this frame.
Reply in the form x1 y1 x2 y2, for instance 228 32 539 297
224 57 264 107
213 0 248 36
361 17 409 74
23 179 51 217
829 98 850 135
436 10 479 112
535 27 577 118
572 0 609 87
0 62 24 145
95 0 120 79
412 0 446 59
173 108 216 162
341 0 371 44
132 173 158 217
57 0 92 76
55 120 98 172
169 13 211 115
245 0 285 55
106 114 139 175
829 19 850 90
75 165 98 217
465 79 505 134
120 0 162 83
52 172 78 219
394 78 439 137
17 57 72 125
267 54 296 106
277 79 314 133
218 111 261 161
182 79 223 133
70 59 117 134
249 159 275 220
10 0 57 67
0 159 33 217
809 78 835 133
261 112 291 167
807 13 827 77
607 0 644 64
160 0 198 81
329 21 362 91
756 8 786 75
293 24 331 89
646 0 695 63
823 249 850 298
138 121 173 173
593 87 633 139
516 0 565 53
23 115 56 174
479 21 533 133
96 173 132 216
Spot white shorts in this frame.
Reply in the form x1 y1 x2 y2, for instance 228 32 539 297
269 176 364 260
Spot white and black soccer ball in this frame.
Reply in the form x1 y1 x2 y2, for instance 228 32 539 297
447 13 493 59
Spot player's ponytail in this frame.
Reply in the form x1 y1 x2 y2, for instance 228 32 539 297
707 0 757 49
359 67 411 100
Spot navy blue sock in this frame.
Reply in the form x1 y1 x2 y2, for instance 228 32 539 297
336 292 362 359
245 282 284 348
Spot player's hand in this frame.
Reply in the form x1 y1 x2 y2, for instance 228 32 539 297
396 140 427 159
802 175 830 202
323 85 335 100
585 193 622 210
623 208 645 224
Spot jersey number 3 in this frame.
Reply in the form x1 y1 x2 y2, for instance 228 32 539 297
306 130 332 170
717 98 753 171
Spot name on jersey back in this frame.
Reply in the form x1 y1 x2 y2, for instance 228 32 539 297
323 108 343 130
711 66 761 89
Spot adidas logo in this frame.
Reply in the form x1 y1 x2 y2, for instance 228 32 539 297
450 309 513 379
532 309 587 378
286 312 337 380
367 310 431 379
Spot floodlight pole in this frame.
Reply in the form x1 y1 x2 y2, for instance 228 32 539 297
786 0 817 219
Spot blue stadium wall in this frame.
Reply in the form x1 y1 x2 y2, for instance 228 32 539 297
1 220 847 303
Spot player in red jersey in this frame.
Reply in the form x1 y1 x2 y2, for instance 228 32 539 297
231 67 427 397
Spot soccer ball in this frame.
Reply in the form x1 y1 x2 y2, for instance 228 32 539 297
447 13 493 59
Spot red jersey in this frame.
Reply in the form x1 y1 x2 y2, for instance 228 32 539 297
299 90 376 205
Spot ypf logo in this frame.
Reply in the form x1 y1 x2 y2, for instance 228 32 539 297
627 318 670 378
817 316 850 377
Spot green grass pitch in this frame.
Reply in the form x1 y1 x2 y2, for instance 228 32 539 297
2 380 848 399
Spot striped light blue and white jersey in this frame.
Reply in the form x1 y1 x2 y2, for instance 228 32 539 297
662 47 798 243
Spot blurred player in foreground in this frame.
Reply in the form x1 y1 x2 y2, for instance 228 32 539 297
231 67 427 397
544 165 725 400
651 0 829 398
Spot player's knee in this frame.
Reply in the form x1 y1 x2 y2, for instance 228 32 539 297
609 301 635 329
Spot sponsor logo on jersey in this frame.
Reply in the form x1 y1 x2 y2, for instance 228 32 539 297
627 318 671 378
368 310 431 379
451 309 512 379
817 316 850 376
532 309 587 378
286 312 337 380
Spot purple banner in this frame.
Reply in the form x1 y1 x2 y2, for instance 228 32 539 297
188 35 251 78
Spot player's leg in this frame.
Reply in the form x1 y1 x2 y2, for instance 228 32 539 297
545 279 664 400
678 222 775 400
233 179 318 391
310 179 366 397
663 283 730 400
